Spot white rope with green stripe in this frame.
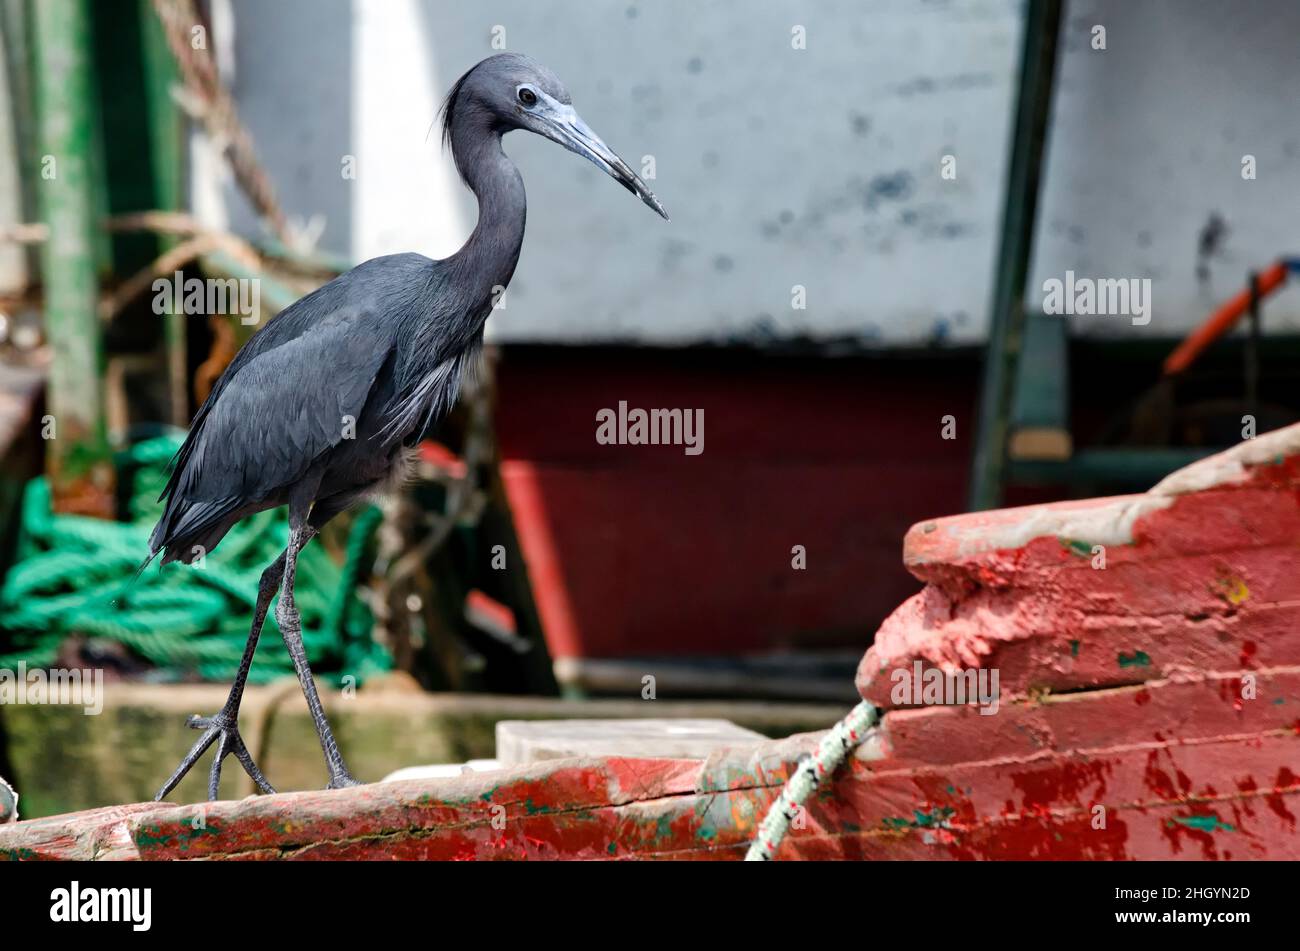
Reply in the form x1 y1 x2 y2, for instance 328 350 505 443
745 700 879 861
0 775 17 824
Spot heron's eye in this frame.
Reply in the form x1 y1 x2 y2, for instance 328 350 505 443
517 87 538 107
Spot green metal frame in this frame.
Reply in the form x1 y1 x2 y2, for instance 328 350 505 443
31 0 114 515
138 0 187 426
968 0 1063 510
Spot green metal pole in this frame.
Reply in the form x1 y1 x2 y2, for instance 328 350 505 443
139 0 187 426
967 0 1063 511
32 0 114 515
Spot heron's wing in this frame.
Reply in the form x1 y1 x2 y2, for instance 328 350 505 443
378 342 479 446
148 253 450 557
176 307 392 505
161 279 345 486
159 253 438 489
147 306 395 557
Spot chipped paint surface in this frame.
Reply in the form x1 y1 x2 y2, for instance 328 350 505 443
908 422 1300 565
1153 423 1300 496
3 681 1299 861
861 424 1300 705
929 493 1176 559
9 427 1300 860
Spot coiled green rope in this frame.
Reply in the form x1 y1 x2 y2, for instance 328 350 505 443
0 435 390 685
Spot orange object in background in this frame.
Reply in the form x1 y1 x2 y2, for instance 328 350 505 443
1163 260 1288 376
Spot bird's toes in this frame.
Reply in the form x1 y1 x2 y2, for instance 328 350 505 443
326 773 363 791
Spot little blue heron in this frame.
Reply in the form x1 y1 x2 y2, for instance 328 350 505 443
151 53 667 801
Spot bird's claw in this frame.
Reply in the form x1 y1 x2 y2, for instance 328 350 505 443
154 712 276 802
326 771 362 791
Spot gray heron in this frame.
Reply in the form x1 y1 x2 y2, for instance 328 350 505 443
150 53 667 801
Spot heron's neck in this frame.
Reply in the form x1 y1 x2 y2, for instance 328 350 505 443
448 128 526 307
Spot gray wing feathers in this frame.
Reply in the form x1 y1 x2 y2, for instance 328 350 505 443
148 252 450 558
178 311 391 504
148 311 393 558
378 345 477 445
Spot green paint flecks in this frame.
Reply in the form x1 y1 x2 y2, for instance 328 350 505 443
1168 815 1235 833
1118 650 1151 669
134 820 219 851
1059 538 1092 558
882 807 955 832
1070 640 1080 658
914 807 955 827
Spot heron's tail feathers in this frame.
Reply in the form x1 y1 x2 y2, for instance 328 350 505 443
111 548 161 609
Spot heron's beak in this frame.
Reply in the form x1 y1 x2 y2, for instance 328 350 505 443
540 102 669 220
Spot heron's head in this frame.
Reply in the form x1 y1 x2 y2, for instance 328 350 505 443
441 53 668 220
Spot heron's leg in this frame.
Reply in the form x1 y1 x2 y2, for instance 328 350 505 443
276 498 359 789
153 535 312 802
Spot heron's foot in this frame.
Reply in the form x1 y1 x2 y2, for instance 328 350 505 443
326 769 362 790
154 711 276 802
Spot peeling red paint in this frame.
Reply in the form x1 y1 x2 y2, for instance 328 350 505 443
10 429 1300 860
1266 767 1298 830
1010 759 1110 812
1241 640 1258 668
858 430 1300 707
